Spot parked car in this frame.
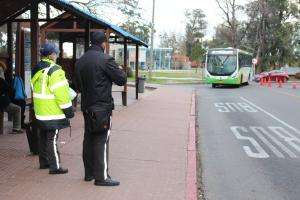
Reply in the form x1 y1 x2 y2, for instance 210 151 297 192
254 72 269 82
269 70 289 82
280 67 300 76
254 70 289 82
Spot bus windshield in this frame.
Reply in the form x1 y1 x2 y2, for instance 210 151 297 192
207 54 237 76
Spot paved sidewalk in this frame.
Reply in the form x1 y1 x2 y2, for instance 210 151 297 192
0 86 193 200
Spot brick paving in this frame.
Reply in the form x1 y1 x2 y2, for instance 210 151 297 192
0 86 192 200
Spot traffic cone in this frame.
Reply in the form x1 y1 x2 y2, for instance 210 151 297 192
260 78 263 86
292 82 297 89
278 80 283 88
263 78 267 86
268 78 272 88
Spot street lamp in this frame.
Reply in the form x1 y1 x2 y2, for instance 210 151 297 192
149 0 155 79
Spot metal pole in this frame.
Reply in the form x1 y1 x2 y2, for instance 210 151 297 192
135 45 139 100
149 0 155 79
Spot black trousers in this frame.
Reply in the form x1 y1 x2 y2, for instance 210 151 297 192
83 113 111 181
38 129 61 170
12 99 26 127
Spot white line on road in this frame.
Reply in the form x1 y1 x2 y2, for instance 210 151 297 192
240 97 300 135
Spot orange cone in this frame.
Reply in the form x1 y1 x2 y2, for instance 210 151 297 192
260 78 263 86
278 80 283 88
268 78 272 88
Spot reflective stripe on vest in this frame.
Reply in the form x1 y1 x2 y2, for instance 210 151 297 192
35 114 66 121
49 80 69 92
59 102 72 109
33 93 55 99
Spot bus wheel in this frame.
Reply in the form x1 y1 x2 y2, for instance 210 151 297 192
245 75 250 85
240 75 243 86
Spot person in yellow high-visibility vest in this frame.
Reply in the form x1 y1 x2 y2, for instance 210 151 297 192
31 43 74 174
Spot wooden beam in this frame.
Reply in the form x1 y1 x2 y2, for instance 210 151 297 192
105 29 111 54
45 28 104 33
122 39 128 106
135 45 139 100
7 22 13 83
73 37 77 63
0 6 30 26
46 3 50 19
30 2 39 68
84 20 91 51
59 33 63 60
30 1 39 121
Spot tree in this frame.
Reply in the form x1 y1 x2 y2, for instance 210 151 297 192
159 32 186 55
184 9 207 58
243 0 300 71
70 0 150 42
215 0 243 48
191 42 206 62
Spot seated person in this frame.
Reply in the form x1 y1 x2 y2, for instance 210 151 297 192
0 63 23 134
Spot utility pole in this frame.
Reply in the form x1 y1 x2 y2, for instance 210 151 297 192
149 0 155 79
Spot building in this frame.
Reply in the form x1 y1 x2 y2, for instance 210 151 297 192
151 48 173 70
110 45 147 70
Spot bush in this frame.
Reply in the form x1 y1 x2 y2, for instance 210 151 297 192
127 67 134 78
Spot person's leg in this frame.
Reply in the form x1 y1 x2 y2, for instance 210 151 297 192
38 129 49 168
46 129 60 170
6 103 22 132
12 100 26 128
83 113 94 180
93 131 109 181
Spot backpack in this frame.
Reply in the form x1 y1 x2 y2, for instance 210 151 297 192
13 75 27 100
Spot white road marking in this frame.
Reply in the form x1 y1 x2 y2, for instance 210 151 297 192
214 103 230 112
231 126 269 158
240 97 300 135
250 127 285 158
214 102 258 113
231 126 298 158
269 127 300 153
262 127 297 158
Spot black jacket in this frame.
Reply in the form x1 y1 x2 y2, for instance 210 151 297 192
74 45 127 111
0 78 11 111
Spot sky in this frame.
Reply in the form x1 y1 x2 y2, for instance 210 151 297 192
137 0 249 46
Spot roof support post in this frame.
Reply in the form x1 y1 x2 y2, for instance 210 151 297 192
105 29 110 54
7 22 13 83
30 2 39 68
135 45 139 100
30 1 39 121
46 3 50 20
122 39 128 106
84 20 91 51
59 33 63 62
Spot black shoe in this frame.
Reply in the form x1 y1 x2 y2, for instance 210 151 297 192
49 168 68 174
84 176 94 182
94 178 120 186
39 165 49 169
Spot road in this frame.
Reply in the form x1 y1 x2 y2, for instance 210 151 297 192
196 82 300 200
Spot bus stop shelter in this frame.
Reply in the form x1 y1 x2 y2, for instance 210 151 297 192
0 0 148 134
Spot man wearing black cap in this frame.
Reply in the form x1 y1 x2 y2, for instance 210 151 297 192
75 31 126 186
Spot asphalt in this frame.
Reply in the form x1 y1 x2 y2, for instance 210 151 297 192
196 82 300 200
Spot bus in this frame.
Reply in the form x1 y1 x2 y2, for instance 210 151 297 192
204 48 253 88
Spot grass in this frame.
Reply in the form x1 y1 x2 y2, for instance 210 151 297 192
128 69 204 84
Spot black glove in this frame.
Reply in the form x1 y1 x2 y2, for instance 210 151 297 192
62 107 75 119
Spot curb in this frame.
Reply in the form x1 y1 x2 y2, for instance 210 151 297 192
186 92 197 200
127 82 158 90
